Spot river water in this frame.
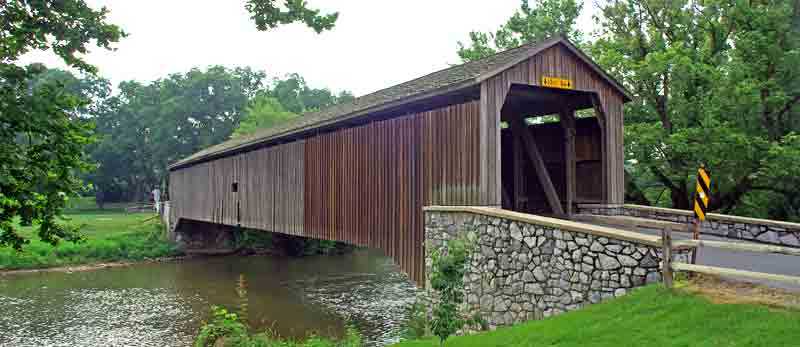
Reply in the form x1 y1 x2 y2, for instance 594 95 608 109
0 250 418 347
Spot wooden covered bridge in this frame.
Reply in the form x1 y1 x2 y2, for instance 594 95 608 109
168 36 630 283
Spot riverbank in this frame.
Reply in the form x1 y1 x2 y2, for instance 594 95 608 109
393 283 800 347
0 209 180 271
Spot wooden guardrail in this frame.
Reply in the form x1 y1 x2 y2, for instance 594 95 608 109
660 229 800 288
125 203 155 213
574 214 690 232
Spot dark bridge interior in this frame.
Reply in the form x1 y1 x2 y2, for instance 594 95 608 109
500 85 605 216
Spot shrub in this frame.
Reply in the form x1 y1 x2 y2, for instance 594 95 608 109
194 306 249 347
194 275 363 347
401 299 431 340
429 238 470 347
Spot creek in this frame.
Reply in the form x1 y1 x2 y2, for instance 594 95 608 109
0 249 418 347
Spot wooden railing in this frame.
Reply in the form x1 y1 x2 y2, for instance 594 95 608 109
125 202 156 214
660 229 800 288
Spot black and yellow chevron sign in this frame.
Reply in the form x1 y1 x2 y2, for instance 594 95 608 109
694 165 711 221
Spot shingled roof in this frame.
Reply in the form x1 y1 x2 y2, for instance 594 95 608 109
170 36 629 170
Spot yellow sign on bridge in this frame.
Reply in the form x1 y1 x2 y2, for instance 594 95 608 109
541 76 573 89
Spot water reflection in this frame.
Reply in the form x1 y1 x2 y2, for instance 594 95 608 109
0 249 418 347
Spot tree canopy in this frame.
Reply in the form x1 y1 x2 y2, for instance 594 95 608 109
457 0 583 62
459 0 800 220
245 0 338 33
84 69 353 203
1 0 124 250
232 95 298 139
592 0 800 218
0 0 341 250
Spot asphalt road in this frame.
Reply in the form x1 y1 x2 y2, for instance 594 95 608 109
595 223 800 291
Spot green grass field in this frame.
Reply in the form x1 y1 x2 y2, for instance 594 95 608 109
393 285 800 347
0 199 179 270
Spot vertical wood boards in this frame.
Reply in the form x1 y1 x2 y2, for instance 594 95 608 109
168 140 305 236
301 100 481 283
481 43 626 204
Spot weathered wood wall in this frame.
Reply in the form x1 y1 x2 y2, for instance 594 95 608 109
169 141 305 234
170 101 481 283
481 44 625 204
303 100 480 282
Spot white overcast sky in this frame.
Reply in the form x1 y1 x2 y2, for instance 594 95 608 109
20 1 600 97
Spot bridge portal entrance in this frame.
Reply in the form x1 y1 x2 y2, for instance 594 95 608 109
499 85 606 217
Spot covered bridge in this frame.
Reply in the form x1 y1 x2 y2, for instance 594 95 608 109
168 36 630 283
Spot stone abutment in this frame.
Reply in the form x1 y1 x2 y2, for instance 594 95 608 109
424 206 690 330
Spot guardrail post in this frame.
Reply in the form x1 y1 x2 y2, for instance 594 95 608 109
661 228 673 289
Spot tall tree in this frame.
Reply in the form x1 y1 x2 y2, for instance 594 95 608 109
270 73 354 114
592 0 800 217
231 73 354 137
90 66 266 202
457 0 583 62
1 0 124 250
232 95 297 138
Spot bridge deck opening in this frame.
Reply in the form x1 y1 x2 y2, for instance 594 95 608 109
499 85 604 217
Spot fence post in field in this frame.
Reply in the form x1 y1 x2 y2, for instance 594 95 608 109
661 228 673 289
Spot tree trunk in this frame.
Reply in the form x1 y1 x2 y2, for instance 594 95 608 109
624 169 651 205
670 184 690 210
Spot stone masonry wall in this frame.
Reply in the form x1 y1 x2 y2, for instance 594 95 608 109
424 210 690 330
580 205 800 247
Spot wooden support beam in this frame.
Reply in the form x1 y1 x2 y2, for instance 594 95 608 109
590 94 607 130
590 94 609 203
560 108 577 216
511 118 565 216
501 184 512 209
513 120 525 211
661 228 674 289
479 83 503 207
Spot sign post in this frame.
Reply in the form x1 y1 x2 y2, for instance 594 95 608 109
691 165 711 265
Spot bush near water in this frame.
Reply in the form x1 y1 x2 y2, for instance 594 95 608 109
195 275 363 347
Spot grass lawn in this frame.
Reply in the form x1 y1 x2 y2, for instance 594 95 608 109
393 284 800 347
0 205 180 270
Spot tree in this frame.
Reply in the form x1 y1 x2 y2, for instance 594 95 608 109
457 0 583 62
232 95 297 138
270 73 354 114
591 0 800 218
245 0 338 33
230 73 354 137
1 0 124 250
87 69 353 203
89 66 267 202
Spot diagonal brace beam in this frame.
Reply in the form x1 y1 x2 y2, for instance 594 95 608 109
511 118 565 216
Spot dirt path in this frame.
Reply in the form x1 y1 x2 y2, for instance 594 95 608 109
683 274 800 310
